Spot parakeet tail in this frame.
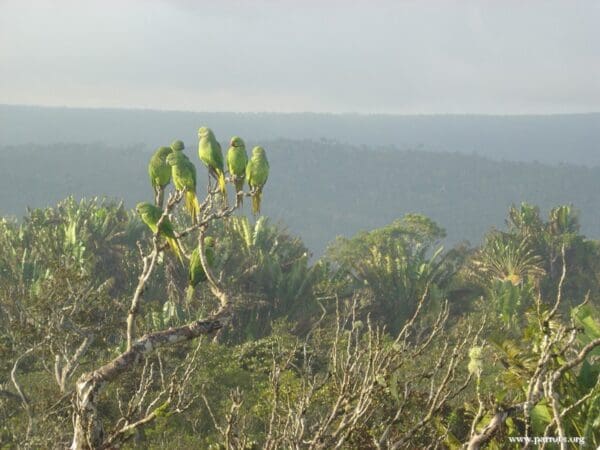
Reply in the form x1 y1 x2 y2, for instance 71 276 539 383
252 190 262 216
217 169 227 195
234 177 244 206
185 191 200 223
215 169 228 207
166 236 184 264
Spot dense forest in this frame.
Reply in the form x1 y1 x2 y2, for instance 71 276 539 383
2 105 600 166
0 127 599 449
2 140 600 256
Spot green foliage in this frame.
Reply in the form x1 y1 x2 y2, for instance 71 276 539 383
211 216 320 340
474 306 600 447
0 197 142 445
0 197 140 347
507 202 544 238
486 279 537 327
325 214 454 332
2 193 600 448
471 231 545 287
469 203 600 326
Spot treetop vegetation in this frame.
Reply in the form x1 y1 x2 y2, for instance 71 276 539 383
0 126 599 449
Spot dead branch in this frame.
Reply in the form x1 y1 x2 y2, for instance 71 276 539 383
70 313 227 450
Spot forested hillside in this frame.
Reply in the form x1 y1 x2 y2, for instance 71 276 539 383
3 0 599 447
2 183 599 448
2 139 600 255
2 104 600 165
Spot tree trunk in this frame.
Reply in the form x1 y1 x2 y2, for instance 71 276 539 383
70 314 227 449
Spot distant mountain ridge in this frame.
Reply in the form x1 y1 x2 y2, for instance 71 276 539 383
1 104 600 166
1 139 599 256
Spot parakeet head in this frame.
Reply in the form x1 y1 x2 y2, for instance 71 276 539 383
156 146 172 158
198 127 214 139
230 136 245 148
252 146 266 156
166 151 185 166
204 236 215 247
136 202 152 216
170 140 185 152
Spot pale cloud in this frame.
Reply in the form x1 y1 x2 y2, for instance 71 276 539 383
0 0 598 113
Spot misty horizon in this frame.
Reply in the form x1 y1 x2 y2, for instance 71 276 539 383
2 0 599 114
2 102 600 117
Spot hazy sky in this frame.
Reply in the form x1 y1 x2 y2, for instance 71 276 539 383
1 0 599 113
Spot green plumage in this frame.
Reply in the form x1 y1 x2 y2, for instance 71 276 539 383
188 237 215 287
198 127 227 198
148 146 173 188
166 148 200 223
148 146 173 206
187 237 215 300
226 136 248 206
136 202 182 263
246 146 269 215
170 139 185 152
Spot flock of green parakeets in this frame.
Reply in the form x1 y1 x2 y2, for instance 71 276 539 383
136 127 269 291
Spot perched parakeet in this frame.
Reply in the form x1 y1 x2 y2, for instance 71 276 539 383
171 139 185 152
148 146 173 207
166 146 200 223
188 237 215 288
226 136 248 206
246 146 269 215
198 127 227 197
187 237 215 299
136 202 183 263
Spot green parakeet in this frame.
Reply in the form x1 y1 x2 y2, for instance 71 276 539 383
187 237 215 300
136 202 183 263
148 146 173 207
171 139 185 152
246 146 269 215
198 127 227 198
226 136 248 206
166 145 200 223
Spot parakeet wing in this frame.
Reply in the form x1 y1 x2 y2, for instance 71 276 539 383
148 147 172 188
227 146 248 177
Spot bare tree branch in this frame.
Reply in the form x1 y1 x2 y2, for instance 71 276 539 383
71 313 227 450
